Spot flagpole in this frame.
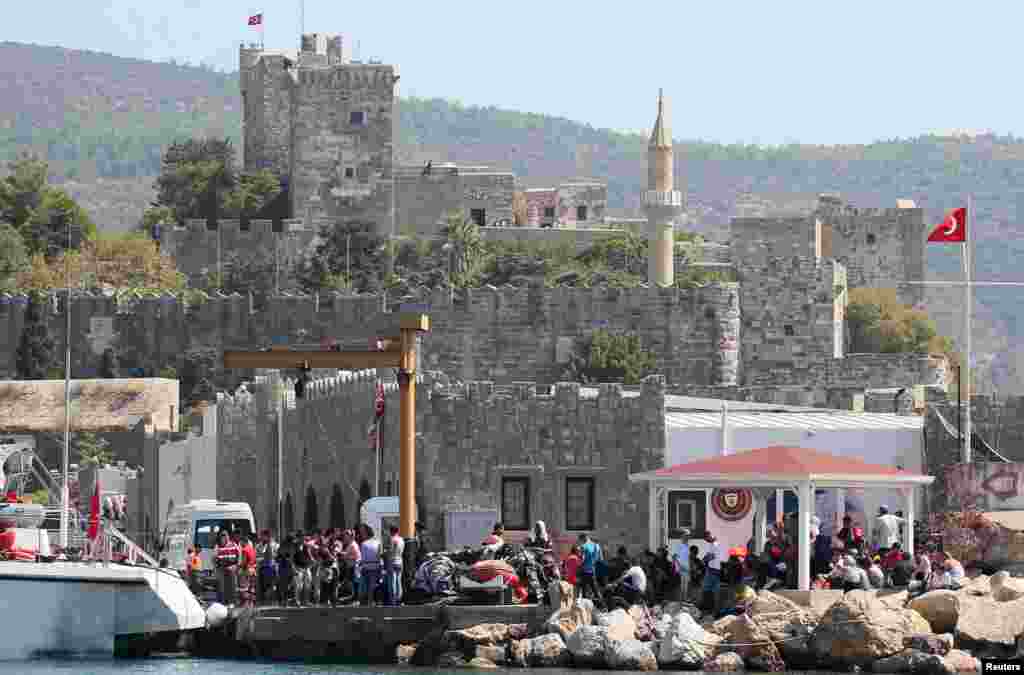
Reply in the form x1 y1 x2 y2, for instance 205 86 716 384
962 196 973 464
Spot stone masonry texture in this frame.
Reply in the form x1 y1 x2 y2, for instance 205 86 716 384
212 371 667 550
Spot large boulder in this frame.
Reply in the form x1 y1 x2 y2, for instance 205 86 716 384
808 591 932 666
955 595 1024 657
991 571 1024 602
566 625 608 667
473 645 507 664
772 621 817 670
509 634 570 668
466 657 498 669
448 623 510 647
942 648 981 673
908 591 961 634
605 638 658 671
715 614 785 671
597 608 639 643
871 648 944 674
656 612 720 668
704 651 746 671
750 589 817 634
904 633 954 656
545 598 594 641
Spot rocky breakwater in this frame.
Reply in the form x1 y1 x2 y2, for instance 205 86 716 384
399 583 1000 672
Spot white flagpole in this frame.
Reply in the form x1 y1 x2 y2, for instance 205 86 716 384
720 401 729 456
962 197 973 463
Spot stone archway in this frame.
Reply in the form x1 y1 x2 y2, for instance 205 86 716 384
284 492 295 532
304 486 319 532
330 483 346 529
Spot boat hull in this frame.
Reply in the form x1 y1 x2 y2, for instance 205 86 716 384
0 561 205 660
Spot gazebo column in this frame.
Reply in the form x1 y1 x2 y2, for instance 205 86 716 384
775 489 785 523
753 488 773 555
902 486 915 558
797 481 813 591
649 483 659 551
836 487 846 531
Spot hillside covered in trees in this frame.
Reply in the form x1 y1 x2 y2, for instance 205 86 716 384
2 41 1023 392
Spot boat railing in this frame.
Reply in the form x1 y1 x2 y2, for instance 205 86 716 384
96 523 159 568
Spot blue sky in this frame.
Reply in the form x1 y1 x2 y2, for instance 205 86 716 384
3 0 1015 145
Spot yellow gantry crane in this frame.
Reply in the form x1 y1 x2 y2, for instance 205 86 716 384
222 312 429 539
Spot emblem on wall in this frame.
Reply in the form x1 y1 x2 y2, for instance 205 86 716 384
711 488 753 521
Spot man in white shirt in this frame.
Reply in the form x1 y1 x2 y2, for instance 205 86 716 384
612 563 647 605
873 506 905 554
700 531 722 615
385 526 405 606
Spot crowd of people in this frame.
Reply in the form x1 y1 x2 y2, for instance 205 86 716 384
198 523 423 608
190 506 968 615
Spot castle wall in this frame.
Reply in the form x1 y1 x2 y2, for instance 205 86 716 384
738 257 845 386
159 219 317 283
816 196 925 305
478 227 625 252
462 173 515 226
0 284 740 390
215 371 666 549
250 55 295 178
290 65 397 231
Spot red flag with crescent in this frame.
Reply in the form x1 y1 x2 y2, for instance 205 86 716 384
87 478 101 540
927 207 967 243
248 14 263 26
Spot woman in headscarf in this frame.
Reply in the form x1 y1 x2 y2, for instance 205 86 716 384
527 521 551 549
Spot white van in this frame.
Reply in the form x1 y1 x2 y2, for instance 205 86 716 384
162 500 255 581
360 496 399 540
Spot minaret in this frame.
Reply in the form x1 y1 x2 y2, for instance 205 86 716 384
644 89 682 287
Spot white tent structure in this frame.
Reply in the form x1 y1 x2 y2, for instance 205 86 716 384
629 445 934 591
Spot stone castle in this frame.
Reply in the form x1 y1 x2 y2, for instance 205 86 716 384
1 30 965 547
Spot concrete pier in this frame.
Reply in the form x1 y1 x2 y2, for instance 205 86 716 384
197 603 552 662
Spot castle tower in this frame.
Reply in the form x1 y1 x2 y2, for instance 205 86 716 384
644 89 683 287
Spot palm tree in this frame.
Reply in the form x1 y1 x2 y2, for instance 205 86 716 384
443 210 485 286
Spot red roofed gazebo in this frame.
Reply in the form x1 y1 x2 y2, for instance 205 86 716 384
629 446 934 590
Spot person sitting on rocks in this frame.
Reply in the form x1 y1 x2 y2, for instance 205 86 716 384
835 515 861 551
889 551 915 588
866 555 885 588
609 559 647 606
718 584 755 618
760 544 787 590
941 552 965 590
835 555 871 592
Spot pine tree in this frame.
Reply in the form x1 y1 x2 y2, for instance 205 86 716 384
15 291 55 379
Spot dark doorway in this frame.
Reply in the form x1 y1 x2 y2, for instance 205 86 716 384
304 486 318 531
330 483 346 529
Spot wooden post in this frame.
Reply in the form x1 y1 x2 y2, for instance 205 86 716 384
222 312 430 541
399 324 417 539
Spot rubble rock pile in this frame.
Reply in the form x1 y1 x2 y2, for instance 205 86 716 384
397 578 1024 670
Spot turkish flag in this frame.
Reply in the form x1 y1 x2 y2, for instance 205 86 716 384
87 479 101 541
374 380 385 418
927 207 967 243
248 14 263 26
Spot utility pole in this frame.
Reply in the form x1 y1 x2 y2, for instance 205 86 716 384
223 312 429 538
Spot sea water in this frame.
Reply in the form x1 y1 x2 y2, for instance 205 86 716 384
0 660 836 675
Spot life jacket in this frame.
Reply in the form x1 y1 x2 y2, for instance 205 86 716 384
188 552 201 572
215 542 240 568
0 529 16 552
241 543 257 570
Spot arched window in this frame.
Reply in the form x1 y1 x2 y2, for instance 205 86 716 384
304 486 319 532
330 484 346 529
284 493 295 532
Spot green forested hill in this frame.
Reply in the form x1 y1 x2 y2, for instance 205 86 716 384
2 41 1023 391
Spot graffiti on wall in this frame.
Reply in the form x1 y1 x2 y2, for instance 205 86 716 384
946 463 1024 509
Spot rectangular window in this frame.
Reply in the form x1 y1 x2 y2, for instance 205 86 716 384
565 477 595 531
576 205 588 221
784 324 795 337
344 167 355 179
470 208 486 227
350 110 366 125
501 477 530 530
543 207 555 218
675 499 697 531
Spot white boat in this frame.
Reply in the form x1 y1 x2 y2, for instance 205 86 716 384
0 451 206 659
0 558 206 659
